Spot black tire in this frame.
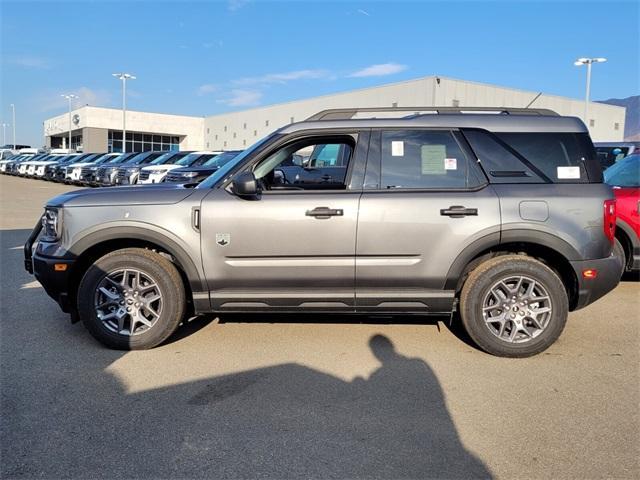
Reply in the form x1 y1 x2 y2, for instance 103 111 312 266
77 248 186 350
613 238 627 276
459 254 568 358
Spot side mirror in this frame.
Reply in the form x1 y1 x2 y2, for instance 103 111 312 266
232 171 261 198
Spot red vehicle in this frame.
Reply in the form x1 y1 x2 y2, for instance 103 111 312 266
604 153 640 274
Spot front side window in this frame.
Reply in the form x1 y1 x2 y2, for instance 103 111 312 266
380 130 478 189
253 137 355 190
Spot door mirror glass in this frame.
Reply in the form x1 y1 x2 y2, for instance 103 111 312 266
232 171 261 197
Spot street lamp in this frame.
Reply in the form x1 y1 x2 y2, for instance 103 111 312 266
10 104 15 149
574 57 607 125
61 94 78 151
112 73 136 152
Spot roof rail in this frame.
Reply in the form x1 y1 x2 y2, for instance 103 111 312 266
305 106 559 121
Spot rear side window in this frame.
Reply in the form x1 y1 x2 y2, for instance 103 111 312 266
380 130 482 189
462 129 543 184
495 132 597 183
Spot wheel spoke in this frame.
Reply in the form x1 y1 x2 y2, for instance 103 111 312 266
94 268 163 337
483 274 552 344
99 286 120 301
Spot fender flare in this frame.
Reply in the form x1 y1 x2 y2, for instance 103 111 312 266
445 229 580 290
616 218 639 248
69 225 205 292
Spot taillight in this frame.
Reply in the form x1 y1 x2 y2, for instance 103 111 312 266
603 199 616 243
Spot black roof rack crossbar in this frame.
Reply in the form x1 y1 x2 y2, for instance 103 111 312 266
305 106 559 121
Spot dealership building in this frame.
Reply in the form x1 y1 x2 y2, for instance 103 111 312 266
43 76 626 153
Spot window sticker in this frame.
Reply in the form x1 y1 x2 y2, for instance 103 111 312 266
421 145 446 175
557 166 580 179
391 141 404 156
444 158 457 170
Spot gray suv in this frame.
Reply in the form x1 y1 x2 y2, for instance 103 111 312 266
24 107 622 357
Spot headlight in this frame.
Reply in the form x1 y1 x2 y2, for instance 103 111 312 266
41 208 61 242
180 171 199 178
127 168 138 173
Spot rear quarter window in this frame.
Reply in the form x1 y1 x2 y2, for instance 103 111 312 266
495 132 600 183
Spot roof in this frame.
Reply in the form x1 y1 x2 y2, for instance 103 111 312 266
279 111 587 134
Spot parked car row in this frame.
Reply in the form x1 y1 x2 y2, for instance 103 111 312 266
0 149 243 186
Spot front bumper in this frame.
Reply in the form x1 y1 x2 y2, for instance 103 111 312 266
570 254 623 310
24 221 74 313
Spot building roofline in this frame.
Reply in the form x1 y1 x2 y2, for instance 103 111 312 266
204 74 626 120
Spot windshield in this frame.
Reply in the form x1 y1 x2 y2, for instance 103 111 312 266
198 134 278 189
604 154 640 187
174 152 213 167
150 151 183 165
202 151 241 167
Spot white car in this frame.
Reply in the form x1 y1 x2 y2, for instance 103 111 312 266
18 154 50 175
26 154 70 176
138 151 220 184
33 154 82 177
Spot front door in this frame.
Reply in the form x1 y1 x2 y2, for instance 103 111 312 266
355 129 501 313
199 132 368 311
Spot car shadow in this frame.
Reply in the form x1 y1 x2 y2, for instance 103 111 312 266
3 228 491 478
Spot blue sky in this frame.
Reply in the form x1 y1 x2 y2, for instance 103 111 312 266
1 0 638 146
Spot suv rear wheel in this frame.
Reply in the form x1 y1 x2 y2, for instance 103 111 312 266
78 248 186 350
460 255 568 357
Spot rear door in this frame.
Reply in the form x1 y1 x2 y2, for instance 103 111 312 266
355 128 501 313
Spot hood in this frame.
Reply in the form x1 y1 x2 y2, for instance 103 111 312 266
142 164 180 172
46 183 198 207
67 162 94 168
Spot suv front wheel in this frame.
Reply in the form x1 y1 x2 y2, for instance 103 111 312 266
460 255 568 358
77 248 186 350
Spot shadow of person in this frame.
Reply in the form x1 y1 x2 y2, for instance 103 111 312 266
348 334 491 478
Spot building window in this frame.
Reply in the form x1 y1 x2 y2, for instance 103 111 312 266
243 123 247 129
207 128 210 134
254 130 257 136
233 132 236 138
107 130 179 153
243 139 246 146
392 102 398 108
224 141 227 147
224 126 227 132
206 142 210 148
265 120 269 127
290 117 294 124
589 119 595 127
452 99 460 107
215 134 218 140
614 123 620 131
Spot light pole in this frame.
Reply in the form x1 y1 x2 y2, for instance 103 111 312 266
1 123 8 147
112 73 136 152
61 94 78 151
574 57 607 125
10 104 15 149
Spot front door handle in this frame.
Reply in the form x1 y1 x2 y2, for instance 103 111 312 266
306 206 344 219
440 205 478 218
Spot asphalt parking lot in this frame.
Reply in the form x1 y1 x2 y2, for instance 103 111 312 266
1 174 638 479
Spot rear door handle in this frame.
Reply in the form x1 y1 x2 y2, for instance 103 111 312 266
440 205 478 218
306 207 344 219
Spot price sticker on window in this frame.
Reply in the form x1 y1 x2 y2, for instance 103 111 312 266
391 141 404 156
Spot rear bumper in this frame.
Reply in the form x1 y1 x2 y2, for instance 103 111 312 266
570 254 622 310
